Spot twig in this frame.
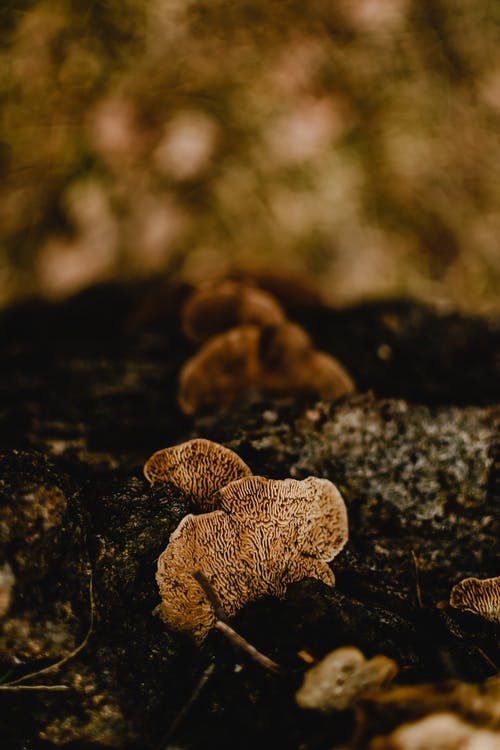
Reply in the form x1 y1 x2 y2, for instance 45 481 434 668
475 647 499 674
411 550 424 608
192 570 280 673
157 662 215 749
214 620 280 672
192 570 227 621
3 566 95 689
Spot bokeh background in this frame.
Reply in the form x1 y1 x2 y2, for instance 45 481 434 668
1 0 500 311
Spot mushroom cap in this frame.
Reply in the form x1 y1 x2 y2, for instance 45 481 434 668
449 576 500 622
177 325 260 415
380 712 500 750
295 646 398 712
215 475 348 562
257 322 313 371
304 351 355 400
181 280 285 343
156 474 348 642
144 438 252 512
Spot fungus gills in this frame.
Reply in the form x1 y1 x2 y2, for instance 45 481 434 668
143 438 251 512
146 440 348 643
449 576 500 623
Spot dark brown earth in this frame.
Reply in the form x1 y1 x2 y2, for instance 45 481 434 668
0 280 498 749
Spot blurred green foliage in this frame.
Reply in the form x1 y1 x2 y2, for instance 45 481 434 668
1 0 500 309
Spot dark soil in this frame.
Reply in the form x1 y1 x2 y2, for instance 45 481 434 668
0 280 498 749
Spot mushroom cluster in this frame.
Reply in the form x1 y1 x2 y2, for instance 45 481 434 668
144 438 348 643
178 279 355 415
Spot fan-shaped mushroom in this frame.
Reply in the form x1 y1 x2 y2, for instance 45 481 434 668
449 576 500 623
144 438 251 512
155 475 348 643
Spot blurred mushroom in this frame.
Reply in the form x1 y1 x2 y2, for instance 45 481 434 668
144 438 251 512
257 323 354 398
370 712 500 750
0 563 15 619
295 646 397 713
178 321 355 415
181 280 285 342
156 474 348 643
178 325 260 415
449 576 500 622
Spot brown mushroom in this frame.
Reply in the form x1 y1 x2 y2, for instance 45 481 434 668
178 325 260 415
178 322 355 415
295 646 397 713
258 329 355 400
144 438 251 512
370 712 500 750
181 280 285 343
449 576 500 623
155 475 348 643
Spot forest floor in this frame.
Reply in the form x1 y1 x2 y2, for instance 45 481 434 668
0 279 498 749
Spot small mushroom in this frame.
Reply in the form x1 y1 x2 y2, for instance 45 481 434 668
295 646 398 713
178 325 260 415
178 322 355 415
370 712 500 750
449 576 500 622
181 280 285 342
156 475 348 643
144 438 251 512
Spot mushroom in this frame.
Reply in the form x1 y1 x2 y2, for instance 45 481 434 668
0 564 15 619
449 576 500 623
295 646 397 713
178 325 260 416
155 475 348 643
181 280 285 343
257 323 354 399
178 322 355 415
144 438 251 512
371 712 500 750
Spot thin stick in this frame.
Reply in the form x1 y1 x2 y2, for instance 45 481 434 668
158 662 215 749
192 570 280 673
214 620 279 672
4 567 95 688
476 647 499 674
192 570 227 621
411 550 424 609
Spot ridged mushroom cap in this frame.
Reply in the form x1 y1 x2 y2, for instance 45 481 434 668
144 438 251 512
449 576 500 623
214 475 348 561
181 280 285 342
295 646 397 712
156 475 348 642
